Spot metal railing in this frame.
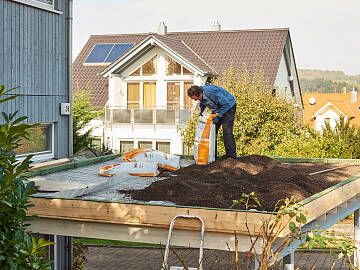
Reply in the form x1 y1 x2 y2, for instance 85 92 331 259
104 106 193 125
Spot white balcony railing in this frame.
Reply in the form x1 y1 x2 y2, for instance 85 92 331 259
104 106 193 125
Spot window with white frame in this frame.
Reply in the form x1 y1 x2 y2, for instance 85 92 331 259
15 123 53 156
167 82 180 109
143 82 156 109
120 141 134 153
156 141 170 153
138 141 153 149
11 0 57 11
126 54 194 110
36 0 53 5
184 81 194 109
166 56 193 76
127 82 157 109
130 56 157 76
127 82 140 109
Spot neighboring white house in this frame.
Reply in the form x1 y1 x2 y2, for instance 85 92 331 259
73 22 303 155
303 90 360 132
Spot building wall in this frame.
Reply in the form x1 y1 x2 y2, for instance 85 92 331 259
273 37 303 110
287 37 302 108
0 0 71 159
274 53 292 99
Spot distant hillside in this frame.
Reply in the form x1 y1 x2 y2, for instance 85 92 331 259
298 69 360 84
298 69 360 93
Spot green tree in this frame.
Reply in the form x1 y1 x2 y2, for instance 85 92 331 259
72 89 103 153
182 66 303 156
0 85 53 269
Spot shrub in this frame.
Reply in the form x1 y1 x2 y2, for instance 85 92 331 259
73 89 103 154
0 85 53 269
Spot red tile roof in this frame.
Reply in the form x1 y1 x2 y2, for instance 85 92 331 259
72 29 290 107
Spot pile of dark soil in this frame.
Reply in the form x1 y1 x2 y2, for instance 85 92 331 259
119 155 359 211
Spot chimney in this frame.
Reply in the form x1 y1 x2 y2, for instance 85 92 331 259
157 22 167 35
211 20 221 31
351 87 358 103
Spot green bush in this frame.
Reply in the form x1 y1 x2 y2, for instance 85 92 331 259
0 85 53 269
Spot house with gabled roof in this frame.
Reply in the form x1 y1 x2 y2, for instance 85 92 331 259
303 90 360 132
72 22 303 155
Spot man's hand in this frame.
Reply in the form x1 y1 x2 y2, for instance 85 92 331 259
212 115 220 124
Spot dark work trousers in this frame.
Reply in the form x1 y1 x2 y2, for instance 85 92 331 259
215 104 237 159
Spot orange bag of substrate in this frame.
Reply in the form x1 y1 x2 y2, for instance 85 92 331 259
122 148 153 162
194 114 217 165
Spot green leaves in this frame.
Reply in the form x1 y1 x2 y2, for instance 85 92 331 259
0 85 19 104
230 192 261 210
0 85 53 269
73 89 104 153
289 221 296 232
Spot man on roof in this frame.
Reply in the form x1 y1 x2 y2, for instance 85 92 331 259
187 85 237 159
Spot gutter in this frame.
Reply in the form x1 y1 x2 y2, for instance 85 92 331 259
67 0 73 157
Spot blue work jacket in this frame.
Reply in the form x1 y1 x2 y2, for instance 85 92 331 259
199 85 236 118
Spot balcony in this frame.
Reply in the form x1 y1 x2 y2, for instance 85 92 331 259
104 106 193 125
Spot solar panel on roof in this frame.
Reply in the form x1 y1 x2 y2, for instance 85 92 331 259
105 43 134 62
85 44 114 63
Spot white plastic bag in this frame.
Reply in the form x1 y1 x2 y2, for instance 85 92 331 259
123 148 180 171
194 114 216 165
98 161 159 177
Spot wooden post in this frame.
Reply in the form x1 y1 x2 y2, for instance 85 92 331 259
283 252 294 270
354 209 360 268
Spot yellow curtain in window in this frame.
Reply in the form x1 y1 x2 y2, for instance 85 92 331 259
143 82 156 108
127 83 140 109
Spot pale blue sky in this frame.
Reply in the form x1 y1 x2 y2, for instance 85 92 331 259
72 0 360 75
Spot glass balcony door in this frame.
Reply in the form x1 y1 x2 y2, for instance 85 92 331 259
184 81 193 109
167 82 180 109
127 83 140 109
143 82 156 109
